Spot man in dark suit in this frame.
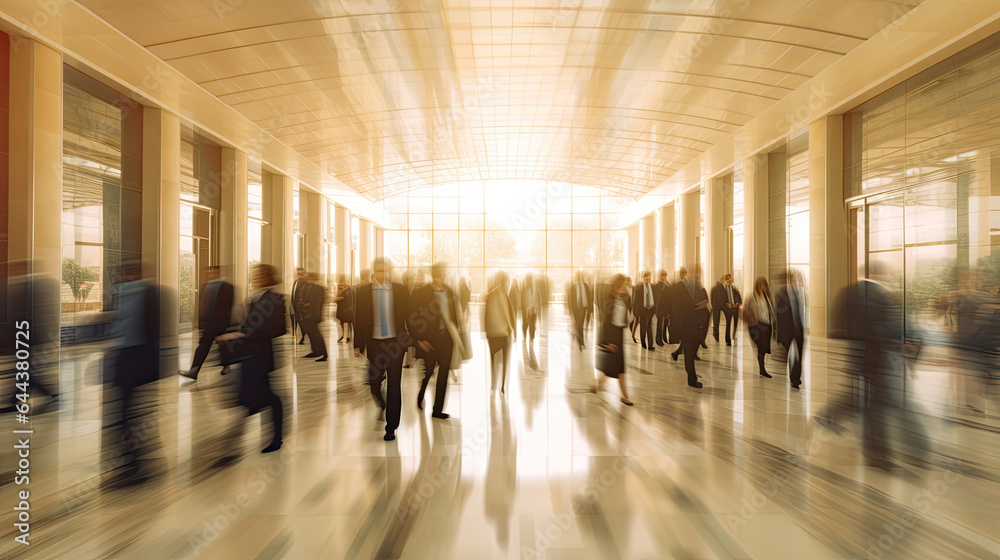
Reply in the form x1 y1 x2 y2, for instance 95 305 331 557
1 260 60 414
774 270 806 389
582 273 595 332
632 271 657 350
301 272 328 361
720 274 742 346
711 275 727 343
354 257 411 440
409 263 460 419
654 270 672 347
290 268 307 345
565 271 589 350
670 265 709 388
180 266 234 381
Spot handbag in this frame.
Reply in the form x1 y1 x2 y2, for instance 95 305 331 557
217 329 254 366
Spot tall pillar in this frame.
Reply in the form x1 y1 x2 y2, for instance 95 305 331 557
375 227 384 259
358 218 372 275
706 174 727 285
640 214 655 274
8 38 62 372
679 189 700 272
302 190 324 280
743 154 769 295
220 148 248 302
659 204 676 277
809 116 845 338
141 108 180 344
335 205 351 280
626 224 640 279
270 175 295 293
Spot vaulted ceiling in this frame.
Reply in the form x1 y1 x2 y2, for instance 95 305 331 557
78 0 925 200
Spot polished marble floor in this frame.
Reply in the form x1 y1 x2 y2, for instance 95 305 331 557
1 307 999 559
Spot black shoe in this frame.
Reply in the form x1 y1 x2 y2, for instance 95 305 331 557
304 353 319 358
726 342 732 347
688 381 703 389
432 412 450 420
346 337 351 342
298 339 305 345
791 383 801 390
642 344 647 349
262 439 282 453
337 337 344 343
759 371 772 378
694 355 701 361
701 342 708 349
315 356 328 362
384 432 396 441
713 334 719 342
417 392 425 411
631 336 637 343
178 369 198 381
671 352 678 361
648 347 655 352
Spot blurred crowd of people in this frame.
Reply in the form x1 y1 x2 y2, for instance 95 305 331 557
4 255 1000 487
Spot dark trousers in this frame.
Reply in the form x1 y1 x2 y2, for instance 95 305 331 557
367 337 405 433
655 314 669 346
186 328 224 377
681 336 699 385
723 309 739 344
418 333 453 414
788 334 804 386
638 308 655 347
303 320 327 356
571 311 585 346
487 336 512 389
522 310 537 340
712 308 723 340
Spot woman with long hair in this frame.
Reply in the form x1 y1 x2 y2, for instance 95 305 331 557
747 276 775 379
596 273 634 406
334 274 355 343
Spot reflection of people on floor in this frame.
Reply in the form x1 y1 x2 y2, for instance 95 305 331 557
484 398 516 549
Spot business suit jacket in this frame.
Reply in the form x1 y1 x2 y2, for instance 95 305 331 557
301 282 326 325
233 289 286 413
672 280 709 340
408 284 461 343
774 286 805 347
565 281 592 321
291 278 307 320
354 282 410 354
654 281 672 316
711 283 727 314
199 279 234 333
632 282 656 315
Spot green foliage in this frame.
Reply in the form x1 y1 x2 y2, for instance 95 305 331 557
62 257 99 303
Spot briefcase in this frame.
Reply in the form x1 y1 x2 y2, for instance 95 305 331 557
217 332 254 366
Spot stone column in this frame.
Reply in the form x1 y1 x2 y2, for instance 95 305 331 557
300 190 324 281
641 214 656 274
141 108 180 347
220 148 248 302
743 153 769 296
335 205 352 281
8 39 62 380
679 189 700 272
809 116 846 338
659 204 676 277
626 224 640 278
706 174 728 285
